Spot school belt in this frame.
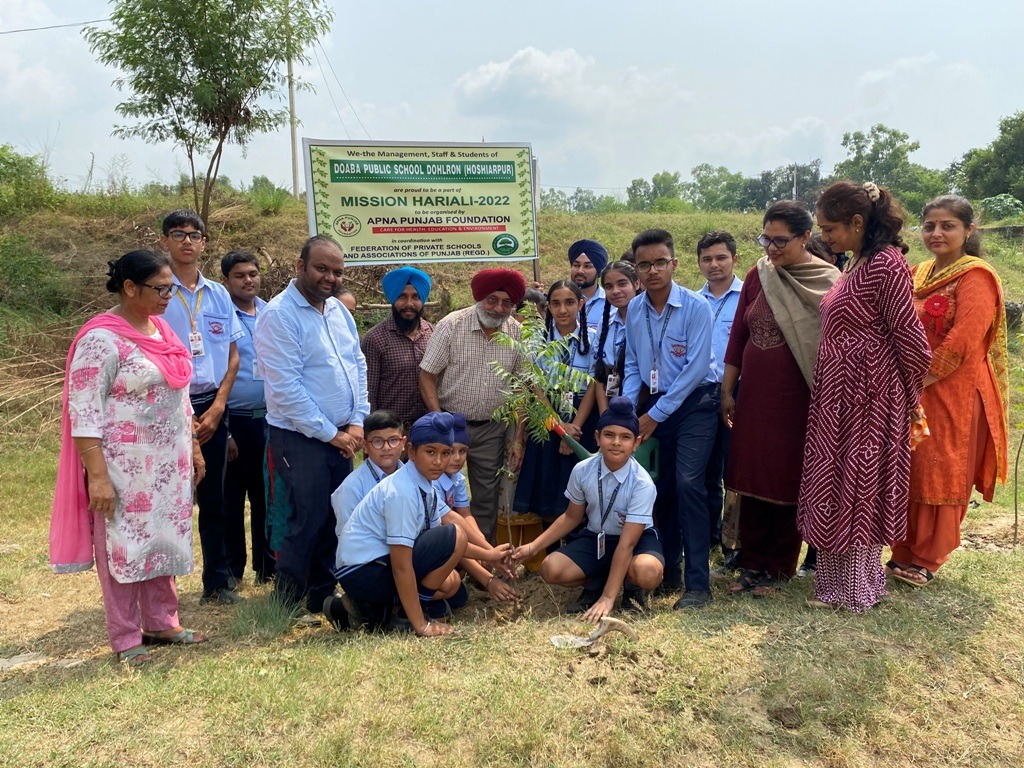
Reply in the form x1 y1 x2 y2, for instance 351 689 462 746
228 407 267 419
190 391 217 406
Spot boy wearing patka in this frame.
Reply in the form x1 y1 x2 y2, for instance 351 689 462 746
512 397 663 619
332 413 511 637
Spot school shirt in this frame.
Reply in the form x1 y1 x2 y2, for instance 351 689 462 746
226 297 267 411
163 273 244 397
582 285 606 340
255 279 370 442
592 310 627 376
699 277 742 383
434 470 470 511
564 454 656 536
550 324 595 396
336 460 451 571
622 282 714 423
331 457 403 536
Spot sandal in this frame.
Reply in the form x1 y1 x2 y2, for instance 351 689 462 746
884 559 909 576
117 646 153 667
727 569 762 594
751 574 787 599
892 564 934 588
142 628 207 645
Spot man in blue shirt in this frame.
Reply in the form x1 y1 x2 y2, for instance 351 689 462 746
254 235 370 615
160 209 244 605
696 231 743 566
623 229 717 609
568 239 608 337
221 250 274 586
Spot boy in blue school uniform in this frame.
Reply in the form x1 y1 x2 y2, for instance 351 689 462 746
330 413 511 636
512 397 664 619
330 410 406 535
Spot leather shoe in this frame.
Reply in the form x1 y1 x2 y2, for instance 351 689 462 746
673 590 712 609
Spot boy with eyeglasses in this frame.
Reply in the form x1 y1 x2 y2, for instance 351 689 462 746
330 410 407 534
160 209 245 605
623 228 717 609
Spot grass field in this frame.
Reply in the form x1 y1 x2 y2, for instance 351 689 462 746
1 209 1023 767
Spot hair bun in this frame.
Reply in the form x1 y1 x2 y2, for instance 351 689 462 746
106 259 119 278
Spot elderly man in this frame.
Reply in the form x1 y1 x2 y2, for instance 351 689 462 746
255 235 369 614
568 238 608 332
361 266 434 426
419 268 527 540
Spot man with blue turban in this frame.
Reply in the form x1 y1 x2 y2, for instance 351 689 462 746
361 266 435 426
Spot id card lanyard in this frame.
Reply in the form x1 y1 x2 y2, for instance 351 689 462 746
239 311 262 380
644 303 675 394
177 286 206 357
595 462 623 558
419 488 437 532
560 335 578 416
604 320 625 397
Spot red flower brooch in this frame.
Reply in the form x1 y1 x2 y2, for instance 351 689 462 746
923 294 949 334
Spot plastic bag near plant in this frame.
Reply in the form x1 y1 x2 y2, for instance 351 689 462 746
980 194 1024 222
0 235 72 314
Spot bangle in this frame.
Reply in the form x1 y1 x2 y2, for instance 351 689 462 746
485 575 495 589
80 445 101 454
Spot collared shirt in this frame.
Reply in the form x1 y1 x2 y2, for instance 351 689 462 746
361 314 434 424
227 297 267 411
164 272 244 396
623 282 714 423
419 305 523 420
592 310 627 375
582 284 606 339
434 470 470 511
549 325 594 396
331 457 402 536
564 454 656 535
699 276 743 382
337 460 451 570
255 280 370 442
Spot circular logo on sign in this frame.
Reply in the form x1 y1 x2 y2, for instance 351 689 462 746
492 234 519 256
333 215 361 237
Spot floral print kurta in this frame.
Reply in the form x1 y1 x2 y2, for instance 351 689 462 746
68 329 194 583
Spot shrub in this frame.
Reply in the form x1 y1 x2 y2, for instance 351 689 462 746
0 235 72 314
979 193 1024 222
0 145 60 216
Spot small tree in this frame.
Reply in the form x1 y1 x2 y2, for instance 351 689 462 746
85 0 333 223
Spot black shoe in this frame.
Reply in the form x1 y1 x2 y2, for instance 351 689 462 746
673 590 712 610
653 578 683 597
322 594 351 632
622 588 649 614
567 586 603 614
722 550 741 570
199 587 242 605
424 599 452 621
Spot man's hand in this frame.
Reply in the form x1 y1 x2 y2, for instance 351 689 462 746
195 406 224 445
506 438 525 473
582 595 615 623
330 430 359 458
638 413 658 442
226 435 239 462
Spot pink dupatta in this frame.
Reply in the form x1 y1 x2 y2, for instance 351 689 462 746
49 312 193 573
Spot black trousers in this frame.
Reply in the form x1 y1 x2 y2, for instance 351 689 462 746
193 394 232 594
224 411 275 582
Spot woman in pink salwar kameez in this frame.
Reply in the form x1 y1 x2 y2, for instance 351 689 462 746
51 250 207 665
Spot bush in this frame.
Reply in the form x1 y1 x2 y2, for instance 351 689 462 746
0 145 60 216
980 193 1024 222
0 234 72 314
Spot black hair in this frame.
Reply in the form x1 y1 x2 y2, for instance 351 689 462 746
816 181 908 256
517 286 547 315
763 200 813 234
593 261 639 382
921 195 982 257
619 248 635 263
363 410 404 435
631 229 674 258
221 250 261 277
804 233 836 263
106 250 171 293
544 279 590 356
300 235 342 263
696 230 737 257
162 209 206 236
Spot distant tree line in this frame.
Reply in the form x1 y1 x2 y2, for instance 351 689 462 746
541 115 1024 220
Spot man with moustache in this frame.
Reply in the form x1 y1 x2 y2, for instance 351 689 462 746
361 266 434 427
568 239 609 334
255 235 369 615
419 267 528 540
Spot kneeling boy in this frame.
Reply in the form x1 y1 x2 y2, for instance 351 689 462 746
334 412 510 637
513 397 663 620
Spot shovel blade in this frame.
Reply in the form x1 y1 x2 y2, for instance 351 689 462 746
550 634 594 649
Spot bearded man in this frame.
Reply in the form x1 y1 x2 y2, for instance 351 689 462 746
361 266 435 427
419 267 528 540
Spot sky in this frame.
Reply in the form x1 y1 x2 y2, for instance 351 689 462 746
2 0 1022 198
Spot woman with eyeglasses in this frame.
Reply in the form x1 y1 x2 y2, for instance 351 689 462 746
50 250 207 667
798 181 931 612
720 201 839 598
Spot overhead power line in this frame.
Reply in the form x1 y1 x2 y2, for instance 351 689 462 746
312 45 351 139
315 40 371 139
0 18 108 35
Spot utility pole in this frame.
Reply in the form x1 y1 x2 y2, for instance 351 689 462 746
288 55 300 198
792 164 798 200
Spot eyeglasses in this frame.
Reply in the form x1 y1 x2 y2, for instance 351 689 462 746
483 295 514 310
168 230 205 243
756 233 802 250
635 258 674 273
367 436 404 450
140 283 178 298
